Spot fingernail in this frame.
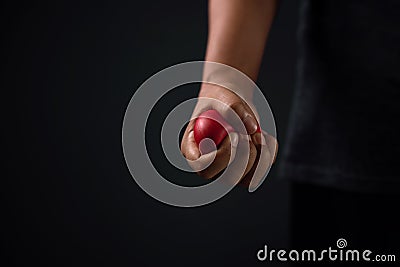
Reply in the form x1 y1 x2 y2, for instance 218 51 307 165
249 182 259 192
243 114 258 134
229 132 239 147
249 176 264 192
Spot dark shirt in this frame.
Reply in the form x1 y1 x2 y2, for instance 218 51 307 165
280 0 400 193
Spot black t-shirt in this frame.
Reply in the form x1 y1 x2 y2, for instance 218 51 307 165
280 0 400 193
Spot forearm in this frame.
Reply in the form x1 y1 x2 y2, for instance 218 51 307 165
183 0 278 181
205 0 278 82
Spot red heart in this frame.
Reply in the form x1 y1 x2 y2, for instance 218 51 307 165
193 110 234 154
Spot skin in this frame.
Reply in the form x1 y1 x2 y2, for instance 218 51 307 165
181 0 279 189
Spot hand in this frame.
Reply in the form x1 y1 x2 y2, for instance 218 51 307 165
180 83 277 189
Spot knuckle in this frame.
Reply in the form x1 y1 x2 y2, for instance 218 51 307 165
228 101 243 112
219 142 231 155
182 147 198 161
185 152 198 161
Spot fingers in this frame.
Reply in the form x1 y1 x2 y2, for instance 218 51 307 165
264 131 278 164
181 116 271 184
181 115 238 177
193 132 257 183
248 132 277 191
236 135 258 179
181 126 256 182
212 134 257 186
181 124 217 172
195 132 238 179
180 120 200 160
239 131 277 190
231 101 259 134
218 101 259 135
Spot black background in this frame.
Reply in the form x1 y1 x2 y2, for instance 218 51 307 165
3 0 299 266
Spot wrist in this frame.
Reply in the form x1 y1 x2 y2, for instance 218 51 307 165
199 83 254 103
201 61 255 101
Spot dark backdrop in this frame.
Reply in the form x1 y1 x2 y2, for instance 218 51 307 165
2 0 298 266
